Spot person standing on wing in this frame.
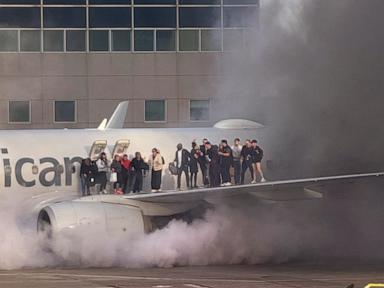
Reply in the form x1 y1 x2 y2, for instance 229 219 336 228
174 143 190 190
251 139 266 183
148 148 164 192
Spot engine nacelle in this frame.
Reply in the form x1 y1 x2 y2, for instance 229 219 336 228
37 201 147 236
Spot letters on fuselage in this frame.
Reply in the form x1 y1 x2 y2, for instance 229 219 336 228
1 149 82 188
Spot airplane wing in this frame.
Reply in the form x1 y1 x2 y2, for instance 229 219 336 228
124 172 384 203
37 172 384 233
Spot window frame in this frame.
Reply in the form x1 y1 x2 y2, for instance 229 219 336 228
144 99 167 123
189 99 211 122
53 100 77 124
8 100 31 124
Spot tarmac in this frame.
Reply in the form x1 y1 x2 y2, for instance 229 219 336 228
0 264 383 288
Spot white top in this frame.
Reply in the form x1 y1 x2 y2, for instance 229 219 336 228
177 150 182 168
96 158 108 172
231 144 242 160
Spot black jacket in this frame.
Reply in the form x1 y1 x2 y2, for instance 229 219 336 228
241 146 253 161
131 158 148 174
252 146 264 162
190 148 199 172
207 145 220 167
175 149 190 169
80 161 92 176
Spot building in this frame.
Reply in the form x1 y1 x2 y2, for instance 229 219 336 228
0 0 259 129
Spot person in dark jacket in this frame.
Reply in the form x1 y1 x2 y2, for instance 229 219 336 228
190 142 199 188
131 152 147 193
240 139 254 184
198 138 209 187
174 143 190 189
205 141 220 187
251 139 266 183
219 139 232 186
80 158 92 196
120 154 131 194
110 154 123 192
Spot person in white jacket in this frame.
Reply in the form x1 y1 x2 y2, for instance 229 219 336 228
148 148 164 192
96 152 109 194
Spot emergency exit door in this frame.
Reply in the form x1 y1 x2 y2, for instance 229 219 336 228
89 140 107 160
112 140 130 157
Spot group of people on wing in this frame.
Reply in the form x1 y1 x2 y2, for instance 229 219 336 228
173 138 266 191
79 152 150 196
79 138 265 196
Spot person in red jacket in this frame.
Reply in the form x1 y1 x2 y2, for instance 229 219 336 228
120 154 131 194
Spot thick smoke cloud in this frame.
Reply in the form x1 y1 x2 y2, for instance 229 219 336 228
218 0 384 178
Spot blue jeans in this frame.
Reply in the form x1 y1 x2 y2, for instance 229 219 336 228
233 160 241 185
80 174 90 196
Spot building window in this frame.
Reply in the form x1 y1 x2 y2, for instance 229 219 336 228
201 29 221 51
156 30 175 51
223 29 243 51
111 30 131 51
134 7 176 28
20 30 41 52
190 100 210 121
89 0 131 4
89 7 131 28
145 100 166 122
89 30 109 51
9 101 30 123
0 30 18 52
66 30 86 52
134 30 154 52
179 30 199 51
135 0 175 4
43 8 86 28
179 7 221 28
223 6 258 28
224 0 258 4
179 0 220 4
54 101 76 123
43 30 64 52
0 8 41 28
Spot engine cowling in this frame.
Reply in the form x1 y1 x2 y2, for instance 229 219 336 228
37 201 147 236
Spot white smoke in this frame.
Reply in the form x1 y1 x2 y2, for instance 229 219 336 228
1 182 384 270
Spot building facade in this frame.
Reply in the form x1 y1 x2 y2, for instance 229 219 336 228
0 0 258 129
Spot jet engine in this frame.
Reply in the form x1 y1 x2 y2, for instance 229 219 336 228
37 200 148 237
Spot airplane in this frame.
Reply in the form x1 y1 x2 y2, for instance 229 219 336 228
0 101 382 239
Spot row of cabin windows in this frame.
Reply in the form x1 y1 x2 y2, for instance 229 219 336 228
8 100 210 124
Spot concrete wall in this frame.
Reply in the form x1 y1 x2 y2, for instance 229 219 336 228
0 52 229 129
